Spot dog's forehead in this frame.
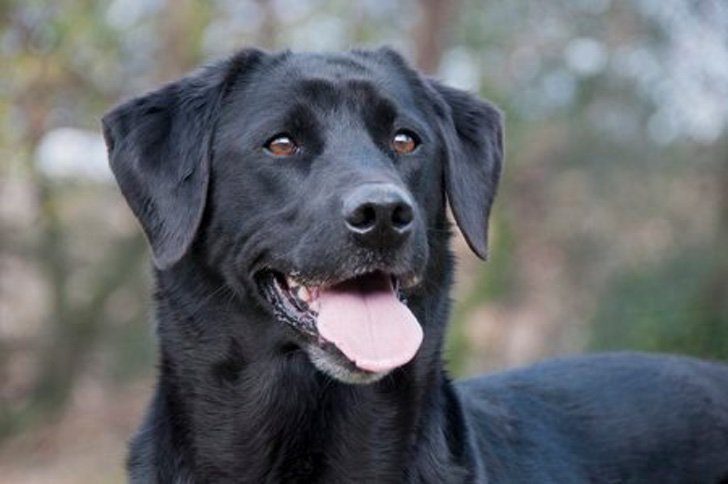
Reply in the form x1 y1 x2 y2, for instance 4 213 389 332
243 51 421 111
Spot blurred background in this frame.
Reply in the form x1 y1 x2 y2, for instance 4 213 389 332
1 0 726 481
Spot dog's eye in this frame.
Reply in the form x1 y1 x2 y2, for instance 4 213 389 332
265 134 298 157
391 130 419 155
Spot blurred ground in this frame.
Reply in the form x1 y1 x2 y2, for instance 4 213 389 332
1 0 726 481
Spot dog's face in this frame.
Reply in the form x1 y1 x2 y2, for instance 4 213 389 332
102 48 503 384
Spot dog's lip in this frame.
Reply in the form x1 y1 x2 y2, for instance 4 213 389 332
255 270 319 337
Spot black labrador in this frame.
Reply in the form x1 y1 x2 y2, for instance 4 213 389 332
102 48 728 483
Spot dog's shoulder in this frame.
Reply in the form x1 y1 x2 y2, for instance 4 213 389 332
455 352 728 483
456 352 728 435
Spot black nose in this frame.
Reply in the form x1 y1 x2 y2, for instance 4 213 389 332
343 184 415 248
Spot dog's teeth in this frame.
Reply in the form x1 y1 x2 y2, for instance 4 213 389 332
402 275 420 288
287 276 299 289
298 286 310 302
310 299 320 313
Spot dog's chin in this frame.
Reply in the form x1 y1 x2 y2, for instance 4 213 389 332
305 344 389 385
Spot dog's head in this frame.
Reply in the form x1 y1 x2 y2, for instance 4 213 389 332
102 48 503 384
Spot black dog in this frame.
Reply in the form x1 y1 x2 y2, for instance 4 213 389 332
103 48 728 483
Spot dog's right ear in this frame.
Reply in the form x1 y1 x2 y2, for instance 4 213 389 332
102 49 264 269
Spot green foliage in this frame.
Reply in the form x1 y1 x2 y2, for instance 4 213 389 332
591 247 728 360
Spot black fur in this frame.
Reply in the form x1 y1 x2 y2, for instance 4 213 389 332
102 48 728 483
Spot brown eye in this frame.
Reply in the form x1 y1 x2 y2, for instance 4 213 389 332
391 130 418 154
265 134 298 157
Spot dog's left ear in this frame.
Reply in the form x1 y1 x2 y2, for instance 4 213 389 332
102 49 264 269
429 80 504 259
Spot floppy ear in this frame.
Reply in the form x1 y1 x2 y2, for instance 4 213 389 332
102 49 263 269
430 81 504 259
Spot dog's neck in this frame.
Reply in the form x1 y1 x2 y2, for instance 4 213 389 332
129 244 478 482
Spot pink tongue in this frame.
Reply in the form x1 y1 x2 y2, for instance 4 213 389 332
316 274 423 373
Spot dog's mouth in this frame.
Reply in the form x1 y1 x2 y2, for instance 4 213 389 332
256 269 423 376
